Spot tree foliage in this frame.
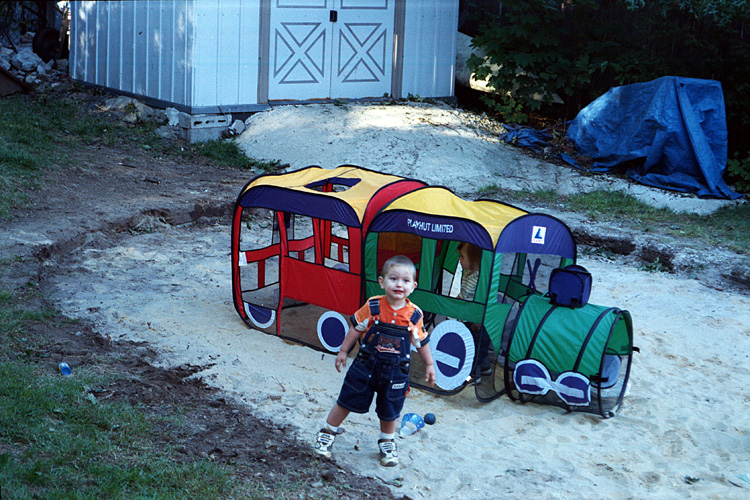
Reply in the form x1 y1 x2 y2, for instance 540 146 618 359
466 0 750 168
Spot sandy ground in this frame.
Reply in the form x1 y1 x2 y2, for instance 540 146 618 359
48 217 750 499
22 100 745 499
235 102 740 215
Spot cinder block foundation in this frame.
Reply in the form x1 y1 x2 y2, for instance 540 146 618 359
178 113 231 143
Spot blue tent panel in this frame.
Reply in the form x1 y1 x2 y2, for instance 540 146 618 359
566 76 741 200
496 214 576 259
369 210 494 250
238 185 360 226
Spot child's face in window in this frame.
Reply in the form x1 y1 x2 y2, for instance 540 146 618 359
378 264 417 305
458 246 476 272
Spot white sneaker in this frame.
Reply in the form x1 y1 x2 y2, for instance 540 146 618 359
378 438 398 467
314 428 335 458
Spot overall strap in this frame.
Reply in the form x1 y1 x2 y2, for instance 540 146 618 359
408 307 425 347
368 298 381 319
360 298 382 345
409 308 422 325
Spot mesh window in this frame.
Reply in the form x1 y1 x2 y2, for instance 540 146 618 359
324 221 350 270
497 252 565 304
286 214 315 263
239 208 279 308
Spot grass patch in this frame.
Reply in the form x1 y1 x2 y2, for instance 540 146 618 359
639 257 669 273
189 139 280 171
460 185 749 254
0 287 263 499
518 188 560 205
499 189 749 255
0 93 114 218
567 190 657 216
0 362 238 499
0 90 279 220
477 184 500 196
0 96 50 218
0 288 57 358
0 283 354 500
566 190 750 253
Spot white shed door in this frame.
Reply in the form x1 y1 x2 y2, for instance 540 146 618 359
269 0 394 101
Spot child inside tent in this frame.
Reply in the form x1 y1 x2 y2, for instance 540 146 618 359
457 242 492 381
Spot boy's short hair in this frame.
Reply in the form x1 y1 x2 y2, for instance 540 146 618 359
380 255 416 278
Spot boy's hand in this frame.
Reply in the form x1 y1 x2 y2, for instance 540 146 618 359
424 363 436 387
335 351 348 372
416 345 436 387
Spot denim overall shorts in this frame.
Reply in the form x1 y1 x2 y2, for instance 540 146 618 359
337 300 422 421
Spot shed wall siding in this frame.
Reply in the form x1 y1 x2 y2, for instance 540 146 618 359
400 0 458 98
71 1 194 107
69 0 456 110
191 1 260 110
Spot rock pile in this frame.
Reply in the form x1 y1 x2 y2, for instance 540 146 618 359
0 41 68 87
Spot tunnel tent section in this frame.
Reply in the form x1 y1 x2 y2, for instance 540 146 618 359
476 213 580 402
364 187 578 397
502 295 634 418
231 165 426 352
489 215 635 417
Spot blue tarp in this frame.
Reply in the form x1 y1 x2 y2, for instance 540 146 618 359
566 76 741 200
500 123 552 152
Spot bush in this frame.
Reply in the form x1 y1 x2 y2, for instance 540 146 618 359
726 154 750 194
466 0 750 157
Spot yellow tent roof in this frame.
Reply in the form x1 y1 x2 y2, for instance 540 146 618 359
376 187 527 246
241 165 408 223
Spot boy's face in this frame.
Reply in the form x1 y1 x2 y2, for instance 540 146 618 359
378 264 417 304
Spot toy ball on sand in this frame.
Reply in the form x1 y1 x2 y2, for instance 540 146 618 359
424 413 436 425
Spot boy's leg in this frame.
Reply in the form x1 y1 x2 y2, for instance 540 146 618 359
378 419 399 467
326 403 350 428
373 356 408 467
380 418 397 435
377 402 400 468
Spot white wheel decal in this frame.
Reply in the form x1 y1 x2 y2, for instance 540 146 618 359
317 311 349 352
429 320 475 390
244 302 276 329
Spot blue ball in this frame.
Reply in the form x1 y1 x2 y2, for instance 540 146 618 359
424 412 436 425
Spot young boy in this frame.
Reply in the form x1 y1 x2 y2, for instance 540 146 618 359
314 255 436 467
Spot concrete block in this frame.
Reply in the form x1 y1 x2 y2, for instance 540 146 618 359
178 113 232 143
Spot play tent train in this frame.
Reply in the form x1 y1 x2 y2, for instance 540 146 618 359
231 165 634 417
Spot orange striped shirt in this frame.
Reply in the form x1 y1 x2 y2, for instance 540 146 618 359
353 296 428 347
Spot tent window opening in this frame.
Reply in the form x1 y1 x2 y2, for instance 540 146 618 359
323 221 351 271
497 252 563 304
239 208 280 308
304 177 361 192
375 231 423 279
417 239 461 298
285 214 316 263
448 240 485 301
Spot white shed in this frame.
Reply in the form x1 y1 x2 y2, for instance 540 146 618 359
69 0 459 115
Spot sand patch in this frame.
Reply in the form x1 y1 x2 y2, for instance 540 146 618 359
50 221 750 499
